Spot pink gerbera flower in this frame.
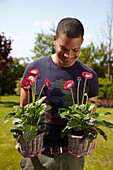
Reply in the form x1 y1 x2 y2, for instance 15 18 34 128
82 72 93 79
81 72 93 104
44 78 52 89
64 80 75 104
64 80 74 90
21 77 32 89
26 74 37 83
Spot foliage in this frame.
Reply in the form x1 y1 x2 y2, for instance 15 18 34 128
79 43 98 67
4 68 52 141
59 102 113 140
59 72 113 140
0 33 13 95
98 77 113 99
15 78 22 96
1 96 113 169
97 99 113 108
4 96 51 141
79 42 113 79
32 30 55 59
0 33 13 74
0 57 26 95
0 32 29 95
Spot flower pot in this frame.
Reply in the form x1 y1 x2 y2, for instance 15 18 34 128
67 129 97 157
16 132 45 157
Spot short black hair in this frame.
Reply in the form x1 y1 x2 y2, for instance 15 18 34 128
56 17 84 38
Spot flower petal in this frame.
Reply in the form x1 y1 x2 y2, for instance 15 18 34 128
44 78 52 88
28 68 39 75
64 80 74 89
82 72 93 79
21 77 32 89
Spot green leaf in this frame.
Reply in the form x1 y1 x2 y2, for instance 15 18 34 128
102 120 113 128
4 112 16 124
96 127 107 140
12 118 22 125
67 119 79 129
23 125 37 141
98 111 111 117
87 103 96 111
92 119 113 128
60 110 71 119
35 96 46 106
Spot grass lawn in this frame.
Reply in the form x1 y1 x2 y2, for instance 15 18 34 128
0 96 22 170
84 107 113 170
0 96 113 170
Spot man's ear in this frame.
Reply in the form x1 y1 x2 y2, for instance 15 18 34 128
81 38 84 44
53 35 57 44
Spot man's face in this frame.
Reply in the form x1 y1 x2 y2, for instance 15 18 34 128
54 34 83 67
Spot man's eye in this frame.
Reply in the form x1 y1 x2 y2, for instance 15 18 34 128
73 49 79 52
61 46 67 51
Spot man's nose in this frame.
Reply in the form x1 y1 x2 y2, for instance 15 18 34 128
64 51 72 58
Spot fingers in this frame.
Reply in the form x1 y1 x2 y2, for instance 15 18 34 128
15 144 45 158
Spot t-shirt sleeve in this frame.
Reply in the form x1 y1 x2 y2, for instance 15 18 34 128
88 72 99 98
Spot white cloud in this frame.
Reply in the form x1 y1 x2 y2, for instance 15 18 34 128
34 20 52 31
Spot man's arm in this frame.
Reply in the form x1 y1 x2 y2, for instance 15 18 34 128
20 88 28 107
88 96 97 103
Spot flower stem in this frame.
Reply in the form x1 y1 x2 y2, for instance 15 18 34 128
32 84 35 103
38 85 45 99
28 88 30 104
71 88 75 104
82 78 87 104
77 80 80 105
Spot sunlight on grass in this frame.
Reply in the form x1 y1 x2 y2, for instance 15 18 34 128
85 108 113 170
0 96 22 170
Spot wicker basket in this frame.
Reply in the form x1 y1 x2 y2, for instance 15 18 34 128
16 132 45 157
68 130 97 157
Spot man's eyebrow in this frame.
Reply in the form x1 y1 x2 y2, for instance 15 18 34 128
60 45 80 50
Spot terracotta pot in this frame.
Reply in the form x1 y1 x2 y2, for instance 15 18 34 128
67 129 97 157
16 132 45 157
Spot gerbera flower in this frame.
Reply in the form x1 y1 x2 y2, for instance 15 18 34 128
44 78 52 89
64 80 74 90
21 77 32 89
82 72 93 79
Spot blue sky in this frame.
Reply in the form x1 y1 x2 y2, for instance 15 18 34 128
0 0 112 58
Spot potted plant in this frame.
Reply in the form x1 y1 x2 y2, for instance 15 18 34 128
59 72 113 157
4 68 52 157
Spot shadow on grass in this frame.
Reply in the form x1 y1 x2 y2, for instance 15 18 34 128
0 101 19 107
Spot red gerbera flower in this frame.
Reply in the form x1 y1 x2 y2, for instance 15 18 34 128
82 72 93 79
44 78 52 88
26 74 37 83
21 77 32 89
64 80 74 90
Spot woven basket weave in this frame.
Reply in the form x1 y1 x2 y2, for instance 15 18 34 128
68 130 97 157
17 132 45 156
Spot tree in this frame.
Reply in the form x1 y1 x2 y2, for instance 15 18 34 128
32 27 55 59
0 33 13 73
100 5 113 81
79 43 98 67
0 57 26 95
0 33 13 95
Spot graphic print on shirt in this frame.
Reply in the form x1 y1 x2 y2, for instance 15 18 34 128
45 79 76 120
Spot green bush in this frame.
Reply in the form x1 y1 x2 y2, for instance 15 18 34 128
98 78 113 99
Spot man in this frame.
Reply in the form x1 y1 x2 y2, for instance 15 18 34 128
20 17 99 170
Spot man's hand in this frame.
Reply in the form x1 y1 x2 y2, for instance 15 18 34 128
15 143 45 158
